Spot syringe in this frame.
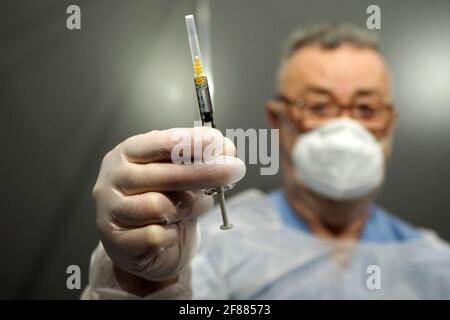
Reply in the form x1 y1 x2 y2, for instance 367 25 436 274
185 14 233 230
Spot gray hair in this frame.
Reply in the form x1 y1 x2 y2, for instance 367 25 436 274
282 23 380 59
276 23 380 86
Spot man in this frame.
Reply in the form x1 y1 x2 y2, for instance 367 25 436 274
83 24 450 299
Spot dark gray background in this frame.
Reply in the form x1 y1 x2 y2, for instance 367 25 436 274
0 0 449 299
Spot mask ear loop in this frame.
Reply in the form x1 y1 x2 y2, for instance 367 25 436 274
271 95 301 131
379 131 394 159
281 113 301 135
271 100 303 135
370 102 396 138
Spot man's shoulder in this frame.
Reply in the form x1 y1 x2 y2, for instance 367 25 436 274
366 204 422 242
372 205 450 259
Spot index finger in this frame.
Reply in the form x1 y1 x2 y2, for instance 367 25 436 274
121 127 234 164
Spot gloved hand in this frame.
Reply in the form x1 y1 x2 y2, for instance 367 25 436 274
92 127 246 284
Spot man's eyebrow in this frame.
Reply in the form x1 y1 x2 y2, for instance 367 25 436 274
303 86 332 95
354 88 382 96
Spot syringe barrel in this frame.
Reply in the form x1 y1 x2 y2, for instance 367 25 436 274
195 77 215 126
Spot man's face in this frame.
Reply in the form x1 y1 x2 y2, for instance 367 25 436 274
267 43 395 157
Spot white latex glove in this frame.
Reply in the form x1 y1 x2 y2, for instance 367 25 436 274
92 127 246 282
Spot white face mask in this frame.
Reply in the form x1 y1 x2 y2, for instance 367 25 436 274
292 118 384 201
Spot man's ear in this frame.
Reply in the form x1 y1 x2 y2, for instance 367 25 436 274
265 100 285 129
383 109 398 158
388 109 397 134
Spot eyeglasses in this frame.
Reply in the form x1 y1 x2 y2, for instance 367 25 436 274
274 94 394 132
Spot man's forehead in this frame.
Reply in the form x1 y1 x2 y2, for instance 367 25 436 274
279 44 391 97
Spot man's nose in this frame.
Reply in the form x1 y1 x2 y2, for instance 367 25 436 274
337 105 353 118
